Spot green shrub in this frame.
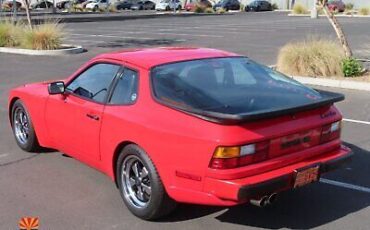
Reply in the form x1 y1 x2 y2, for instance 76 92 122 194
359 7 370 15
277 38 345 77
21 23 64 50
0 22 21 47
292 3 308 14
345 3 354 11
194 4 205 13
272 3 278 10
204 7 214 13
341 58 362 77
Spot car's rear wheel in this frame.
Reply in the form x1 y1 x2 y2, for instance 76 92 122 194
11 99 40 152
117 144 177 220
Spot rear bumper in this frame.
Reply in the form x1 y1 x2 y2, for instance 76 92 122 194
203 145 352 204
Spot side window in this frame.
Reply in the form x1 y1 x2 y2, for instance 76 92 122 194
66 63 120 103
109 68 139 105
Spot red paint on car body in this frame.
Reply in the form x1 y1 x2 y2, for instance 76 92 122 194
8 47 352 206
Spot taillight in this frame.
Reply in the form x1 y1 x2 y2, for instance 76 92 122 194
209 141 270 169
320 121 341 143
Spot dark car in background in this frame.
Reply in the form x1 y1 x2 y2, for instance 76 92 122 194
185 0 212 11
130 0 155 10
213 0 240 11
245 0 272 11
327 0 345 12
115 0 136 10
31 0 54 9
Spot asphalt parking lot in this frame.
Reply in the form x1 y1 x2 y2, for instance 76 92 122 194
0 12 369 230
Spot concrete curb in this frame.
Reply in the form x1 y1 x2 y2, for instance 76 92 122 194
291 76 370 91
0 45 84 56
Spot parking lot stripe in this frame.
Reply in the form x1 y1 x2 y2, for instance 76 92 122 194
320 178 370 193
343 118 370 125
0 153 8 158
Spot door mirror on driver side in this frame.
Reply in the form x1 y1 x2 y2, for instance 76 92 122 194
48 81 65 95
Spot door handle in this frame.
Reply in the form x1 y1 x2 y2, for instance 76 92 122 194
86 113 100 121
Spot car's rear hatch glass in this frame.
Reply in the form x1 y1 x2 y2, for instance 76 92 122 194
151 57 344 124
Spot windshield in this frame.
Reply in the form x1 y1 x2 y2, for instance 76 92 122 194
151 57 324 115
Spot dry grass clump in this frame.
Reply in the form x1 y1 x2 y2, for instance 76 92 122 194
21 23 64 50
0 21 22 47
277 38 345 77
292 3 308 14
194 4 205 13
204 7 215 13
359 7 370 15
216 8 226 14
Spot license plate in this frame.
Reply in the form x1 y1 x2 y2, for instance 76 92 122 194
293 165 320 188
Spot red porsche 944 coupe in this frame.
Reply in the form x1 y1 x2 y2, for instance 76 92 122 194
8 47 352 220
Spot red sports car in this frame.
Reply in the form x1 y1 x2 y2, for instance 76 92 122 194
8 47 352 220
327 0 346 13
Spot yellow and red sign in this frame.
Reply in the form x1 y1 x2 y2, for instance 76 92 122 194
19 217 39 230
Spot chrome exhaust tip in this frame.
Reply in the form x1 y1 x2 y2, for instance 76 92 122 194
267 193 278 204
250 196 269 207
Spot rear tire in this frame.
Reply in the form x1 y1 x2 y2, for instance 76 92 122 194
117 144 177 220
11 99 40 152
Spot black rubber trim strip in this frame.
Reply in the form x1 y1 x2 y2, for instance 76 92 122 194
237 174 292 200
320 151 353 173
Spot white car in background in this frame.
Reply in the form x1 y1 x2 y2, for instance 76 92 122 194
155 0 181 11
86 0 110 11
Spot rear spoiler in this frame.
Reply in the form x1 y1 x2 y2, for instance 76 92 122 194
169 89 345 125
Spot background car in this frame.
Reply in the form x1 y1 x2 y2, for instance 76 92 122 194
155 0 181 11
327 0 345 12
184 0 212 11
245 0 272 12
115 0 135 10
213 0 240 11
57 0 86 10
30 0 53 9
85 0 109 11
1 0 22 11
130 0 155 10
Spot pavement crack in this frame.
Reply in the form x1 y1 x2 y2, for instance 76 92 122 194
0 154 39 168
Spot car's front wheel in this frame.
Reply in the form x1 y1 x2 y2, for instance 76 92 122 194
117 144 177 220
11 99 40 152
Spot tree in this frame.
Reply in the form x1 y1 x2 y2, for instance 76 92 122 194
317 0 352 58
22 0 32 28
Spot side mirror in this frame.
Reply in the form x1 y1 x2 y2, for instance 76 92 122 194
48 81 65 95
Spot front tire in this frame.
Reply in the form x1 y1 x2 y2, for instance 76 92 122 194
11 99 40 152
117 144 177 220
